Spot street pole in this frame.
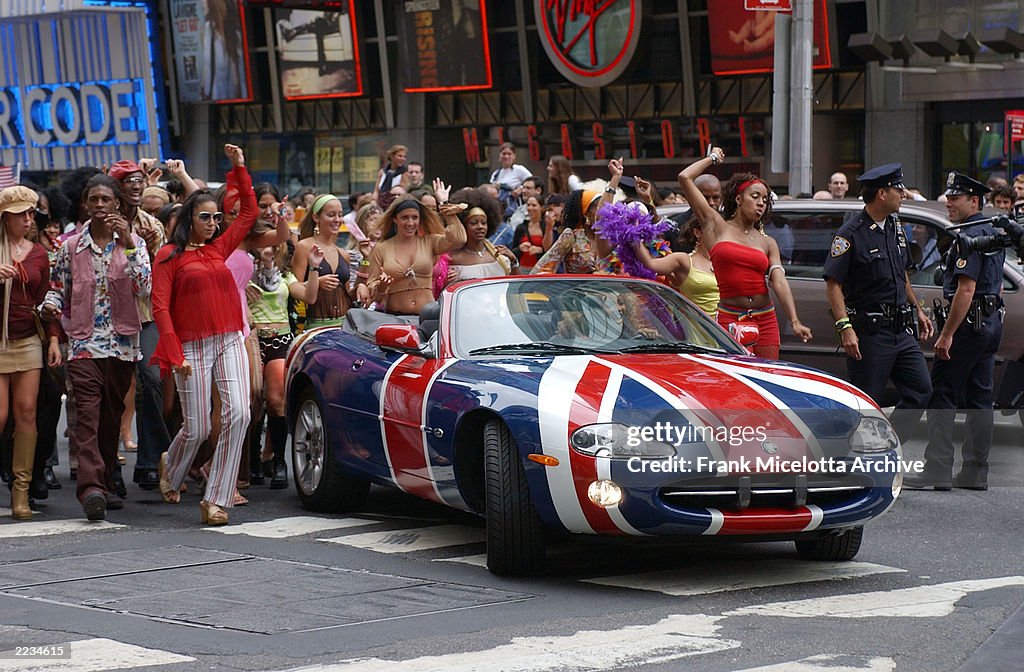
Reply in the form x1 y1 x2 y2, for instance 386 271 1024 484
789 0 813 195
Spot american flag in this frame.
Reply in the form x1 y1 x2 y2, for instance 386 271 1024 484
0 163 20 189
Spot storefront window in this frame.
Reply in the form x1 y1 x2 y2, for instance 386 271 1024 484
938 120 1009 188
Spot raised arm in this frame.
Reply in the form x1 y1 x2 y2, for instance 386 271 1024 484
431 202 468 255
633 242 691 278
248 201 291 248
678 147 726 240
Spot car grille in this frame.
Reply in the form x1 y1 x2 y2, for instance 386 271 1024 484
658 474 875 510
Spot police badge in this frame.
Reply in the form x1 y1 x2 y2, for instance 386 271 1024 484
831 236 851 257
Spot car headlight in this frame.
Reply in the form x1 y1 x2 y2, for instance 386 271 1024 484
849 416 900 453
569 423 676 458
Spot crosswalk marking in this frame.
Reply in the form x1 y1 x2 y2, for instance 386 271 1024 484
0 638 193 671
203 516 378 538
318 524 485 554
583 560 903 596
285 614 738 672
727 576 1024 619
0 518 124 539
735 654 896 671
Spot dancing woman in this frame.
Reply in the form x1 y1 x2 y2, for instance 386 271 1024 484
678 147 811 358
151 144 258 526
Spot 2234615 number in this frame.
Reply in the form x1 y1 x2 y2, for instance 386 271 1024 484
1 645 69 659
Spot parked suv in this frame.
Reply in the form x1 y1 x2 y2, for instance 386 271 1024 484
663 199 1023 417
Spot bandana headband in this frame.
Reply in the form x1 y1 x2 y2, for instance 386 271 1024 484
311 194 339 216
736 179 767 195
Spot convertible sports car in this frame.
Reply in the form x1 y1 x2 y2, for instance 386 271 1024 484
285 276 904 575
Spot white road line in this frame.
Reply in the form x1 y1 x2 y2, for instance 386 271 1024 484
318 525 485 553
727 575 1024 619
0 638 193 671
0 519 124 539
735 654 896 672
584 560 903 596
285 614 738 672
432 554 488 567
203 516 378 538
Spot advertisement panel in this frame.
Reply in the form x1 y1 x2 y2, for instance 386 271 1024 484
274 4 362 99
707 0 832 75
0 8 162 170
171 0 253 103
398 0 493 92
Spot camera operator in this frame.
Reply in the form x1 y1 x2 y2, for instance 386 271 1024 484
905 172 1004 491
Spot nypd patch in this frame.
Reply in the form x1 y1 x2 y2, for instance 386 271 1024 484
956 257 967 269
831 236 851 257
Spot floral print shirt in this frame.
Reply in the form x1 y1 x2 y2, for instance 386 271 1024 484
45 228 152 362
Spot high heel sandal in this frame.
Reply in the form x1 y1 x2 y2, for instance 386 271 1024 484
232 490 248 507
200 500 228 525
158 452 180 504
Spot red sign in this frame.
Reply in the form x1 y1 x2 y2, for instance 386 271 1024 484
708 0 832 76
745 0 792 10
1008 111 1024 143
535 0 642 88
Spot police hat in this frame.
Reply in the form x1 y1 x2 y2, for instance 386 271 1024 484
857 163 906 190
943 171 990 198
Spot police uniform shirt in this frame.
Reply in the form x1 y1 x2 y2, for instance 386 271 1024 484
823 209 912 309
943 212 1005 300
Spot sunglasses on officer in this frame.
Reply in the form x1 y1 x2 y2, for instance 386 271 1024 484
196 211 224 223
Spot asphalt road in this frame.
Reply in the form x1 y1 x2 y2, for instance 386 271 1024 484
0 416 1021 672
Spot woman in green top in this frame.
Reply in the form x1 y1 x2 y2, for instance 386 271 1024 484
247 242 323 488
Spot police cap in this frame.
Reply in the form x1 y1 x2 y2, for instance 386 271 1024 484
857 163 906 190
943 171 991 198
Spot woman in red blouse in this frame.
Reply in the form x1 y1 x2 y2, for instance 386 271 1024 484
511 195 545 272
151 145 257 526
0 186 60 520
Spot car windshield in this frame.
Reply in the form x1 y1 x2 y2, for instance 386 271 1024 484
452 279 745 357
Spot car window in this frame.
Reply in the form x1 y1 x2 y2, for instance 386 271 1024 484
766 211 845 278
901 217 952 288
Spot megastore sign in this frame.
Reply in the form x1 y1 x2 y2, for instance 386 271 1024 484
535 0 642 88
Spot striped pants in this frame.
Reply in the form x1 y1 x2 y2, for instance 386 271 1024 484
163 332 251 508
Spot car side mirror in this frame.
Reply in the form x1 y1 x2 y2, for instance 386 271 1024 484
375 324 425 353
728 322 760 348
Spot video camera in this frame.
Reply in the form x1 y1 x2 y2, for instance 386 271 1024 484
955 214 1024 262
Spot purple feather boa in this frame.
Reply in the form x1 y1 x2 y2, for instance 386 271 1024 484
593 201 671 279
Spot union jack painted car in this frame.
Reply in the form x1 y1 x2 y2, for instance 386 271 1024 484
285 276 903 575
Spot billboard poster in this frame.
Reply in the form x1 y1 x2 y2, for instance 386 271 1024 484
397 0 492 92
274 4 362 99
707 0 832 75
171 0 253 103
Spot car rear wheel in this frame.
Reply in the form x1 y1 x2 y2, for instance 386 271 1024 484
292 388 369 513
795 525 864 561
484 418 545 575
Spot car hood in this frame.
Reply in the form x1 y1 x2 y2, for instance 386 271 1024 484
465 352 886 463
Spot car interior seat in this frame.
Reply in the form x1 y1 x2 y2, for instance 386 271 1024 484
418 301 441 343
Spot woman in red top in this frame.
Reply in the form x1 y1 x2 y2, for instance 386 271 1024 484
678 147 811 359
151 144 257 526
512 195 545 272
0 186 60 520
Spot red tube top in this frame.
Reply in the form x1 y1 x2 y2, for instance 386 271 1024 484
709 240 769 299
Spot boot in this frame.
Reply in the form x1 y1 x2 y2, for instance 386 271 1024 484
11 431 37 520
268 417 289 490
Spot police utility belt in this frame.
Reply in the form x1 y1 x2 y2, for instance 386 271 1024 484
932 295 1002 334
846 304 916 333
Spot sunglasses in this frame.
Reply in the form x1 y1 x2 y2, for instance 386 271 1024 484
121 176 146 185
196 211 224 223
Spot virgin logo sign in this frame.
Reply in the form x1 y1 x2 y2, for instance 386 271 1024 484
536 0 642 88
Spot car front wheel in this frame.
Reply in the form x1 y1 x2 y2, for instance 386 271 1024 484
795 525 864 561
292 388 369 513
484 418 545 575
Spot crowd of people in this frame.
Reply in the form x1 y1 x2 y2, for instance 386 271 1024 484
1 140 1018 523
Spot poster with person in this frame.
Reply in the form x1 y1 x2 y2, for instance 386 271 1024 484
171 0 252 103
706 0 832 75
274 3 362 99
397 0 492 92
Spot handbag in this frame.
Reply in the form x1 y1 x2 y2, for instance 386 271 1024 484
20 283 48 345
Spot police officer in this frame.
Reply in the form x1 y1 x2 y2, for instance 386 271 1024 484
823 163 934 442
905 172 1005 490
